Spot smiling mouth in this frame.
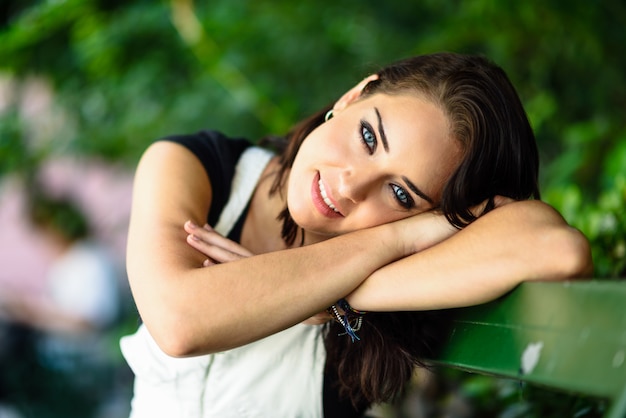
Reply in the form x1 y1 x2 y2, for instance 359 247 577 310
318 178 340 213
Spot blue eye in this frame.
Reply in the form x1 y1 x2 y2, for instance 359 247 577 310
360 121 377 154
391 184 414 209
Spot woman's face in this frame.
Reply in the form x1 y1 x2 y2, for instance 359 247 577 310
287 93 461 240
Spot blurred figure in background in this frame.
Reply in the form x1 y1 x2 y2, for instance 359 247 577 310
0 192 125 418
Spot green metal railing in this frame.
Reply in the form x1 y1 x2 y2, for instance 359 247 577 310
433 280 626 418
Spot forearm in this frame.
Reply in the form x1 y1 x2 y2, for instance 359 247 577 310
347 200 593 311
128 222 404 356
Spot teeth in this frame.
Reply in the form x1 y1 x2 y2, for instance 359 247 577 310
318 179 339 213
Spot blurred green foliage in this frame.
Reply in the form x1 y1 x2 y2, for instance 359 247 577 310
0 1 624 415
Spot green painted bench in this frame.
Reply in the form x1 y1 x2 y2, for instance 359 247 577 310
433 280 626 417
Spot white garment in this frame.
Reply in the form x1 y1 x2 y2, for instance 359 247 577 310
121 323 326 418
121 146 327 417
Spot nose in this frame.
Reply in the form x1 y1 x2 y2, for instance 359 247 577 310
338 166 376 204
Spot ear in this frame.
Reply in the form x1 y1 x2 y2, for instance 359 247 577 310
332 74 379 112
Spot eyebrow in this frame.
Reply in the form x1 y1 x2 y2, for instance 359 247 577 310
375 107 389 153
375 107 435 205
403 176 434 205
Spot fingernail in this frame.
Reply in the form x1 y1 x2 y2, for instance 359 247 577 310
187 221 196 229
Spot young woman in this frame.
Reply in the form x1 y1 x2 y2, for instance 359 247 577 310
121 53 592 417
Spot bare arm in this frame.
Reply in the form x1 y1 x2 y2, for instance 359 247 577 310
126 142 412 356
347 200 593 311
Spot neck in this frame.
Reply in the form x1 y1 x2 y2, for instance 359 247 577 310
243 158 335 252
301 229 338 247
240 158 290 254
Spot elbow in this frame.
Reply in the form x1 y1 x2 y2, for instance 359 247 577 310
160 343 201 359
143 315 197 358
135 296 225 357
131 299 228 357
147 316 218 358
551 226 594 280
515 200 594 280
143 302 249 357
127 271 225 357
153 329 197 358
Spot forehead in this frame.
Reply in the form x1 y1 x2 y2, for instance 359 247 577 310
354 92 447 130
352 93 460 202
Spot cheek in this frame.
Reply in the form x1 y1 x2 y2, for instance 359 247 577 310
285 170 315 226
290 138 321 175
299 123 350 161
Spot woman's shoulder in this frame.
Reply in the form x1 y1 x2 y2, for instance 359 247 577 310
159 130 253 164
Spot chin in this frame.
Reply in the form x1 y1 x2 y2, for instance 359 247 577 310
307 226 343 238
294 220 338 238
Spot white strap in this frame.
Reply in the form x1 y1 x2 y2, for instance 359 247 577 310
213 146 274 236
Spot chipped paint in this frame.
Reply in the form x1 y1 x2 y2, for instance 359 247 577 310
521 341 544 374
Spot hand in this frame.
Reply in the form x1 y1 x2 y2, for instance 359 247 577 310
493 195 516 208
184 221 254 266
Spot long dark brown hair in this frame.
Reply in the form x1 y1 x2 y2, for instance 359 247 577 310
262 52 540 407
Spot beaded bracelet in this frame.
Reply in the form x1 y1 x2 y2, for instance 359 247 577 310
337 298 367 316
327 298 367 342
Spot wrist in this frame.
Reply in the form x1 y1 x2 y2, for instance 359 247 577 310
395 211 458 255
327 298 367 342
374 221 411 258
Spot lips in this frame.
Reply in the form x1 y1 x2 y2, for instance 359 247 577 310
311 172 343 218
318 179 339 213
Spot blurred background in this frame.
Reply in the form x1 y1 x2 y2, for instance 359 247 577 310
0 0 624 417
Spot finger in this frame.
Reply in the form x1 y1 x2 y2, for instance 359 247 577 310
203 258 216 267
185 221 253 257
493 195 516 208
186 234 248 263
204 231 254 257
184 220 200 234
196 231 254 258
469 199 490 218
469 196 517 218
